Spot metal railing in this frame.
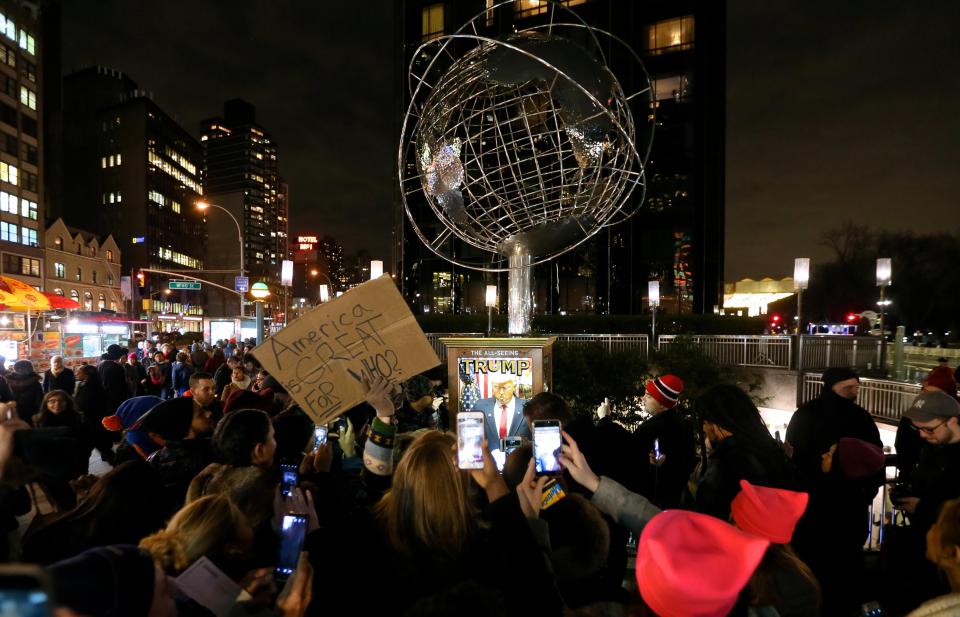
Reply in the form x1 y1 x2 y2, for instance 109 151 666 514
425 332 885 371
797 336 882 370
801 372 921 422
424 333 649 363
658 335 793 368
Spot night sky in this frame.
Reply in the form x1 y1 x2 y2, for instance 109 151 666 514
62 0 397 263
63 2 960 282
726 1 960 280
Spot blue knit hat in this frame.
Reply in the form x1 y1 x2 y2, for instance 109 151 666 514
103 396 163 458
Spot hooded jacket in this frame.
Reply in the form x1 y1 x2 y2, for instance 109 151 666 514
6 370 43 424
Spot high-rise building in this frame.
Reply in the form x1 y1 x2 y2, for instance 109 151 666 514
200 100 287 317
51 66 206 332
0 1 43 290
290 233 345 302
396 0 725 315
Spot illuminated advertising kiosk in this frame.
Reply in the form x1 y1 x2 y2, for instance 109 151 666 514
440 337 554 453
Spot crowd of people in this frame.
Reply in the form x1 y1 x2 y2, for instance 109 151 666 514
0 336 957 617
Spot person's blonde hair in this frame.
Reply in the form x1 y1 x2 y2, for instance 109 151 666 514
140 494 250 575
932 498 960 567
375 431 476 558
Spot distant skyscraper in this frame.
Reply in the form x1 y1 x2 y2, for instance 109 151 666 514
52 66 206 332
396 0 725 315
0 1 44 289
200 100 286 317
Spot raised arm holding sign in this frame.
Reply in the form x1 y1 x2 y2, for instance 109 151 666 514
250 276 440 425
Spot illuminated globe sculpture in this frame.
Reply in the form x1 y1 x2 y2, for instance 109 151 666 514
399 1 654 333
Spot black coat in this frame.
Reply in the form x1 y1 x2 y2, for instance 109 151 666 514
98 360 128 416
148 438 216 514
694 434 798 520
786 389 882 487
633 408 697 508
6 372 44 424
43 368 75 395
307 493 563 617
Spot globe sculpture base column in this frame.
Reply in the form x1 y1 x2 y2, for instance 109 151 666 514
508 248 533 336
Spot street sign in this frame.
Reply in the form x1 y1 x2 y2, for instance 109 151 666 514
169 280 201 290
235 276 249 292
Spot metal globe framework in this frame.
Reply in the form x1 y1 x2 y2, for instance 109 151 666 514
399 1 654 332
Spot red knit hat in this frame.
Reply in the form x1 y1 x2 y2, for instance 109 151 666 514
646 374 684 409
925 366 958 399
637 510 769 617
731 479 809 544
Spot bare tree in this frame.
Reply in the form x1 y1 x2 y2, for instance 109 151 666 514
819 221 874 264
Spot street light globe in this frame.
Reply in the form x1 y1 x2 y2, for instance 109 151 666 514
196 201 210 210
250 282 270 299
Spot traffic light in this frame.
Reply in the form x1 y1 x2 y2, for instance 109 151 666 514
770 314 781 324
846 313 858 323
136 271 145 287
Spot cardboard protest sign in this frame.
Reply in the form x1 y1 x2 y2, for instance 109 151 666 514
251 276 440 425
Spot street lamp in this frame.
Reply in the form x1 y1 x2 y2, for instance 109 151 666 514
196 200 245 317
485 284 497 336
649 280 660 349
793 258 810 335
876 257 892 373
250 282 270 345
319 284 330 303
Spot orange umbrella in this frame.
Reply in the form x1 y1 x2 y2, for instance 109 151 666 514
0 276 80 311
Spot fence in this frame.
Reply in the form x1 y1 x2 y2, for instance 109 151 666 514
797 336 882 371
658 335 793 368
426 332 885 371
801 372 921 422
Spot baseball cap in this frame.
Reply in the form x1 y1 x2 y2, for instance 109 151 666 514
904 390 960 424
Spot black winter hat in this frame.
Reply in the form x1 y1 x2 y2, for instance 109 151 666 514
822 367 859 393
131 396 195 441
48 545 156 617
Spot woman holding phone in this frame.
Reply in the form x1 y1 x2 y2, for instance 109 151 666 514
305 375 562 616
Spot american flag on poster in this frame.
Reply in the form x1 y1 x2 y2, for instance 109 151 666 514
458 363 481 411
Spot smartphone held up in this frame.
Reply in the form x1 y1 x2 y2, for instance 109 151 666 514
275 513 308 581
457 411 485 470
533 419 562 477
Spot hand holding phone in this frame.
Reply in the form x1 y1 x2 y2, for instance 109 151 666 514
275 513 308 581
457 412 485 470
533 420 562 477
312 426 327 451
280 464 298 497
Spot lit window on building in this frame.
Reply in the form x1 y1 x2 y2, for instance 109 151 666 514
19 86 35 110
513 0 588 18
84 291 93 311
422 3 444 42
647 16 695 55
0 162 18 186
651 74 691 102
0 221 16 242
20 226 37 247
70 289 79 304
54 262 64 278
0 13 15 42
106 250 113 262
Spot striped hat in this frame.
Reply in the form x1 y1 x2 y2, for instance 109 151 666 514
646 375 684 409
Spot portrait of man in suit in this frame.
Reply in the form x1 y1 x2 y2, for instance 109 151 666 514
473 376 531 454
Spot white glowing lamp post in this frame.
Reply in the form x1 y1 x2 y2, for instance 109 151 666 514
649 280 660 349
370 260 383 280
793 258 809 335
877 258 892 372
485 284 497 336
319 284 330 303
